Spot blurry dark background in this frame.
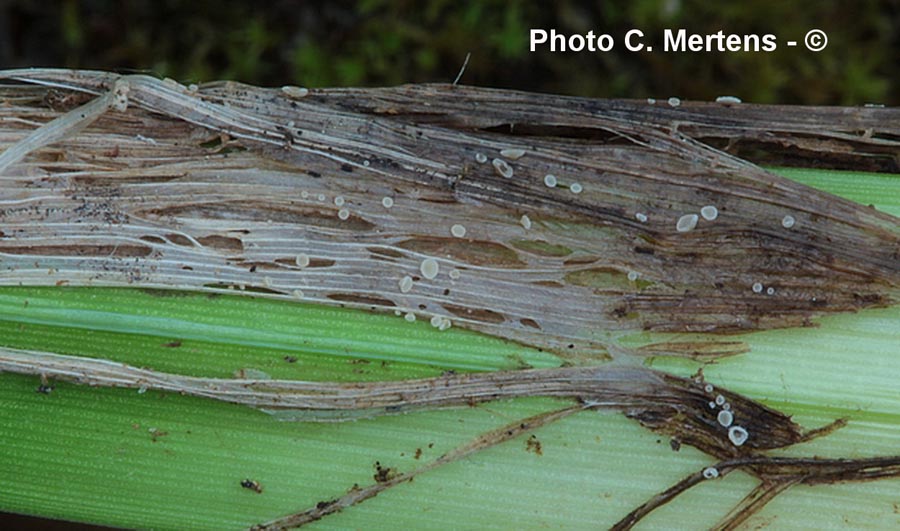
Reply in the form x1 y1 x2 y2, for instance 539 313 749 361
1 0 898 105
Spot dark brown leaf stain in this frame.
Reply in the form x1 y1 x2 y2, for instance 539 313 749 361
519 318 541 330
398 237 524 267
525 434 543 456
366 246 405 259
443 303 506 324
164 233 194 246
372 461 397 483
241 479 263 494
196 234 244 253
307 258 336 268
531 280 564 288
562 255 600 266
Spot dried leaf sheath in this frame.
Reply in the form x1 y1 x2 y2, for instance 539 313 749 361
0 69 897 359
0 345 805 457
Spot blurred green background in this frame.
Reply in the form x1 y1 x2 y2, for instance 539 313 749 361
1 0 898 105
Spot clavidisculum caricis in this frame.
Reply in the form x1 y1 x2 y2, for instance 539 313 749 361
0 70 898 528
